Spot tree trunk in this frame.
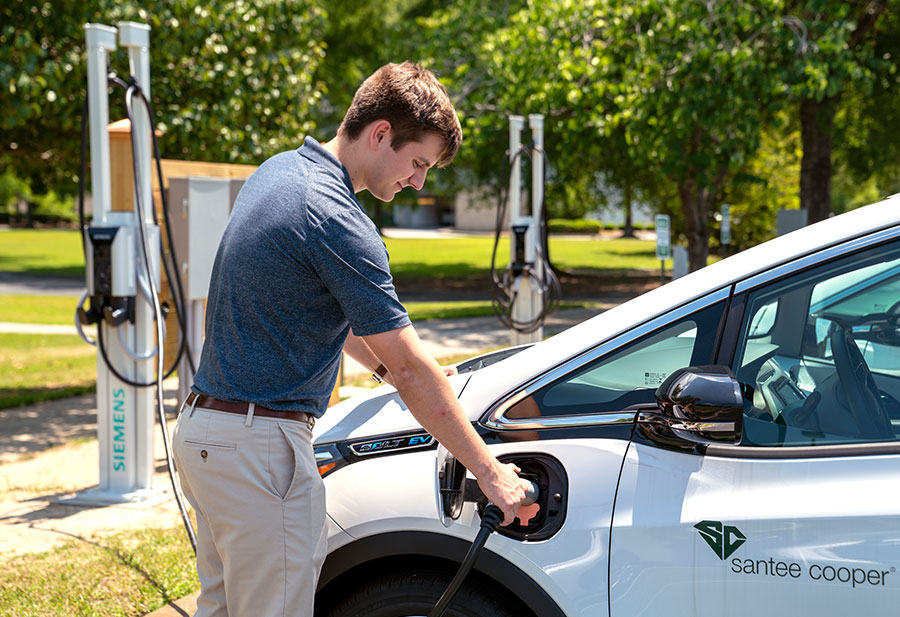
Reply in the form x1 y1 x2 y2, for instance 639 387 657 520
621 180 635 238
679 180 710 272
800 97 835 224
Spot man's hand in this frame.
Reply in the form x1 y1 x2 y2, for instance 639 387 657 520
476 461 531 526
441 365 458 377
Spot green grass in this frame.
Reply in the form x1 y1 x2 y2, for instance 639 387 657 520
0 229 85 277
385 236 660 279
0 295 81 324
0 229 661 282
0 333 96 409
0 526 198 617
2 294 598 326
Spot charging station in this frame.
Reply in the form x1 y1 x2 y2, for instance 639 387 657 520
65 22 164 506
491 114 560 346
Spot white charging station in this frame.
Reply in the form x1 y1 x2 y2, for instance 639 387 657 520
66 22 164 506
507 114 547 346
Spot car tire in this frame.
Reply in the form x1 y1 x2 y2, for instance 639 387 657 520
324 570 522 617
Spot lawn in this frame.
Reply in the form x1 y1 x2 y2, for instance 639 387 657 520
0 333 96 409
386 235 660 279
0 526 197 617
0 229 85 277
0 228 660 282
0 295 82 324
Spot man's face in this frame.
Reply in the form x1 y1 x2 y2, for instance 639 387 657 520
368 131 444 202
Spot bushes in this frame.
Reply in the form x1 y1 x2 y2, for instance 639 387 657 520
0 170 77 226
548 218 654 234
548 218 603 234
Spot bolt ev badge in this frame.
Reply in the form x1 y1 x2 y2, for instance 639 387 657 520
694 520 747 560
349 433 434 456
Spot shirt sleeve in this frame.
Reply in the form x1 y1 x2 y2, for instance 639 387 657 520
303 209 411 337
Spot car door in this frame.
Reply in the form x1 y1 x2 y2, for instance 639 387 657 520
609 233 900 617
484 293 728 617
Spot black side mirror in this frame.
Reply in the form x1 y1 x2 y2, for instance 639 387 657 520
639 365 743 449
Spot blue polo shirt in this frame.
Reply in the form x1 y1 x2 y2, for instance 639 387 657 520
192 137 410 417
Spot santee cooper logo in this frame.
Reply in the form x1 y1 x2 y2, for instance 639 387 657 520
693 520 894 588
694 520 747 560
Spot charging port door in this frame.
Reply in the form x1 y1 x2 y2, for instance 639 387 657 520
494 453 568 542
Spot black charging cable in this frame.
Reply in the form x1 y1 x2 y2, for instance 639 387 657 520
428 481 539 617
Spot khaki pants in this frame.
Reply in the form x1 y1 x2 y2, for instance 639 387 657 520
173 402 327 617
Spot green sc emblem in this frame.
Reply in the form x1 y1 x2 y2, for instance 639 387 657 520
694 520 746 560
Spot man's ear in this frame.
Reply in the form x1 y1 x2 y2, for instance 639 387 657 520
369 119 392 150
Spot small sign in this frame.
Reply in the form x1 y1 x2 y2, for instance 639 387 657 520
655 214 671 260
720 204 731 246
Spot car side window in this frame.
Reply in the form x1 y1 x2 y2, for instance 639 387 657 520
733 240 900 447
505 301 725 419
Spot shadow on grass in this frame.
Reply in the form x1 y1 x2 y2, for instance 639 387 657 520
24 526 189 613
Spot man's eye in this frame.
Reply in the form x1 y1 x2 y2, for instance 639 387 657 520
413 161 422 169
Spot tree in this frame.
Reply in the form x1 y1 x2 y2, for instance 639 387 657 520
607 0 787 270
778 0 897 222
1 0 325 196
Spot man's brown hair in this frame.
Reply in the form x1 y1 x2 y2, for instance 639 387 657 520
339 61 462 167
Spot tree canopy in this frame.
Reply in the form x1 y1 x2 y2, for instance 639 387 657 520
3 0 899 266
1 0 325 195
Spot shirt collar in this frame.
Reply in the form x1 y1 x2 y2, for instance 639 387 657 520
297 136 355 194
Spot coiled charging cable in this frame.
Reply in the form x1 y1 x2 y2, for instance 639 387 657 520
428 480 539 617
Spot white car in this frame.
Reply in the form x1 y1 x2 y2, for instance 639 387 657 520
312 196 900 617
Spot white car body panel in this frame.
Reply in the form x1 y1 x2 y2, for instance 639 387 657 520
313 373 472 442
611 443 900 616
323 439 632 617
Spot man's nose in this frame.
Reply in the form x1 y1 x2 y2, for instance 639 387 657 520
409 168 427 191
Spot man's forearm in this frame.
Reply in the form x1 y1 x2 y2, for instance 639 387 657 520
390 357 496 480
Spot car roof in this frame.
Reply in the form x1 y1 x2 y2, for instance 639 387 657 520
459 194 900 414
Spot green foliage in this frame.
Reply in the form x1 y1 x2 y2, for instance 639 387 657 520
1 0 325 195
548 219 604 234
719 119 802 251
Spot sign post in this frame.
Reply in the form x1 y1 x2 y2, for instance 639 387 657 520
720 204 731 258
655 214 671 283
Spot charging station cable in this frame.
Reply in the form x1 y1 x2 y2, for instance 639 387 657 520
428 481 538 617
125 81 198 554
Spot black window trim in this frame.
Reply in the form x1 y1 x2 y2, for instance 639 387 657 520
702 441 900 459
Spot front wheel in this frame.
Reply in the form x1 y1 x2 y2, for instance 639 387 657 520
325 571 523 617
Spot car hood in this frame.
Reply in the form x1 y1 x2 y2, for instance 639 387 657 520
313 372 473 445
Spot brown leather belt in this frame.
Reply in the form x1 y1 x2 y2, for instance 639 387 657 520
185 392 314 428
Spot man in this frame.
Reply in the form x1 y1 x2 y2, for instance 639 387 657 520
172 61 530 617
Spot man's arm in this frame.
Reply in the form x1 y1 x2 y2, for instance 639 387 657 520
344 330 457 386
361 325 527 525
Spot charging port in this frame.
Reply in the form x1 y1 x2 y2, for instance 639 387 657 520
491 453 568 542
